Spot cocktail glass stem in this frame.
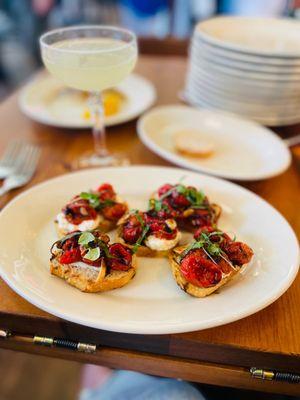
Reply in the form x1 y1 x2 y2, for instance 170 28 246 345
90 92 109 158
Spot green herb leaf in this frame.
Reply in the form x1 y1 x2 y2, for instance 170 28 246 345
98 240 113 259
180 240 204 260
133 225 150 253
99 199 115 208
80 192 100 208
176 184 186 194
84 247 101 261
207 243 221 256
78 231 95 246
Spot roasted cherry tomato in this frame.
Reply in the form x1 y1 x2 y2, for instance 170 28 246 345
61 235 80 251
59 247 82 264
189 209 214 227
64 199 97 225
122 215 143 244
122 225 142 244
97 183 115 201
194 225 215 240
97 183 113 192
223 242 253 266
180 249 222 288
158 184 173 197
170 191 191 208
107 243 132 271
102 203 127 221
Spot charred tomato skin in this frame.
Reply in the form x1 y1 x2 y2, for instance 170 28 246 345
158 183 173 197
107 243 132 271
223 241 253 266
59 247 82 264
64 198 97 225
102 203 127 221
122 215 143 244
97 183 116 201
180 249 222 288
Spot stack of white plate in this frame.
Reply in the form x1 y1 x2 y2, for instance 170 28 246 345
184 17 300 126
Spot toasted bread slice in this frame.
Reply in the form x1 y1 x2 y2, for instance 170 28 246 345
50 253 136 293
174 131 214 158
169 246 239 298
54 218 115 239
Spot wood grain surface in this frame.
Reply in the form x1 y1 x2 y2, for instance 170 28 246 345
0 56 299 394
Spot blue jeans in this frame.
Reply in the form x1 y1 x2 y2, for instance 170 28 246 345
80 370 205 400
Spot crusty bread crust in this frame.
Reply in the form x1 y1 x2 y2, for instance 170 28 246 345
169 246 239 298
50 254 137 293
54 218 116 239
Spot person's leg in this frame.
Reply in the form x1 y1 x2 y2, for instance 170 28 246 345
80 369 205 400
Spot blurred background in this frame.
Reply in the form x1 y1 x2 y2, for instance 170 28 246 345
0 0 300 100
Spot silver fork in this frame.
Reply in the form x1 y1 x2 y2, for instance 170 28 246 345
0 140 25 179
0 145 40 197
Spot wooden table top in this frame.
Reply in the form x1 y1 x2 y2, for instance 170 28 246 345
0 55 300 377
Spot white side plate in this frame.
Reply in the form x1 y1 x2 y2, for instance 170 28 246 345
19 73 156 128
138 105 291 180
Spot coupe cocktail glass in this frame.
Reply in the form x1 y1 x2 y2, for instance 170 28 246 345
40 25 138 167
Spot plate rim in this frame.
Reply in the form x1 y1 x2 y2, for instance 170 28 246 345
0 165 299 334
137 105 292 180
196 16 300 59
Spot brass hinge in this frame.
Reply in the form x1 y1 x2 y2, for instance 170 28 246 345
250 368 300 384
0 329 96 354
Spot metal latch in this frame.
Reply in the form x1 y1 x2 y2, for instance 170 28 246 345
0 329 96 354
250 368 300 384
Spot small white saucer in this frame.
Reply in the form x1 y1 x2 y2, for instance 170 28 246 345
138 105 291 181
19 73 156 129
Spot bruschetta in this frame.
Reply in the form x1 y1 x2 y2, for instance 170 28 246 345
169 226 253 297
50 230 136 292
149 183 221 232
117 210 181 257
55 183 127 237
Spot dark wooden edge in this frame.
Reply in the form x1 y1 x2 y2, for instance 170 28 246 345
0 338 299 396
1 312 300 374
138 37 188 56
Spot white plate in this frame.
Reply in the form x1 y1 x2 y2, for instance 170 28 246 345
185 75 300 103
189 52 300 82
191 41 300 73
191 37 300 66
184 94 300 126
188 63 300 88
19 73 156 128
138 105 291 180
0 166 298 334
196 17 300 57
185 85 300 115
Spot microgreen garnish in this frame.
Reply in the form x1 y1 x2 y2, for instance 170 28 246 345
179 231 234 270
84 247 101 261
80 192 115 210
148 198 170 213
133 225 150 253
128 210 151 254
78 231 95 246
80 192 100 208
150 182 208 213
77 231 116 261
